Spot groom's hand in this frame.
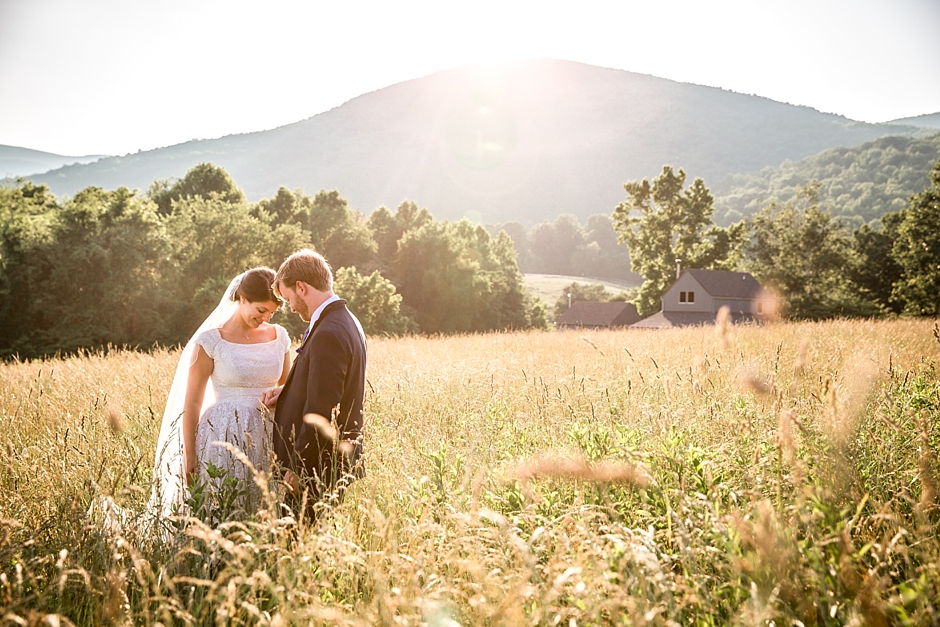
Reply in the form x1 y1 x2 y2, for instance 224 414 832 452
260 386 283 408
284 470 299 494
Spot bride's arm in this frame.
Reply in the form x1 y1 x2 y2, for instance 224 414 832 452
261 352 291 408
278 351 290 386
183 346 214 481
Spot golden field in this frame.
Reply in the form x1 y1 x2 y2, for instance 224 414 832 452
1 319 939 625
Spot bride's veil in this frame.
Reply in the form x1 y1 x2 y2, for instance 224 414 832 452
148 273 245 520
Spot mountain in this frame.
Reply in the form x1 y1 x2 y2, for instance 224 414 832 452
20 59 919 225
0 145 107 178
714 132 940 226
887 112 940 130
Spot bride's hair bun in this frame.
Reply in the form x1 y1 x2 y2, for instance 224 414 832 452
232 267 277 303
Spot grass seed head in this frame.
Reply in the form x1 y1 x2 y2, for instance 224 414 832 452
715 306 731 349
794 339 810 374
738 366 772 396
304 413 337 442
106 407 125 434
512 455 649 487
917 415 939 517
778 409 796 465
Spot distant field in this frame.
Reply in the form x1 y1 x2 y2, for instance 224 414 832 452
523 273 642 305
2 320 939 624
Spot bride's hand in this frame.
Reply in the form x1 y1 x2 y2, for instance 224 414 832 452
260 386 283 408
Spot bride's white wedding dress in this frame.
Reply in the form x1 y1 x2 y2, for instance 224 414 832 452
87 274 291 536
192 326 290 485
148 273 291 522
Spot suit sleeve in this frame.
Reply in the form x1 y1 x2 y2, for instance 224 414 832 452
293 327 349 463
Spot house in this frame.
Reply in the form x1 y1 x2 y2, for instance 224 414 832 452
631 269 776 329
556 301 641 330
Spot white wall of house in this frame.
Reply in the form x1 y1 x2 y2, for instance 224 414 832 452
661 275 711 312
662 275 777 315
713 297 771 314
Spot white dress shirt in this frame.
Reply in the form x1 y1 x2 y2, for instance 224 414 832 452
303 294 341 342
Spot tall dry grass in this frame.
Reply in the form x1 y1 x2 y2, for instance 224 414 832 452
1 319 939 625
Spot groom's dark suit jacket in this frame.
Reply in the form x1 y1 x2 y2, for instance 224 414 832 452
273 300 367 488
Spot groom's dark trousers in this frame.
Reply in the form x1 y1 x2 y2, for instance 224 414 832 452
272 300 367 517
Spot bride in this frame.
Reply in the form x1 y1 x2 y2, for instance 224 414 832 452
149 267 291 520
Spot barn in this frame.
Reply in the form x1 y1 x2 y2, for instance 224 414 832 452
556 301 642 330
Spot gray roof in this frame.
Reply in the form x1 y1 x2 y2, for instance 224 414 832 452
557 301 641 328
631 310 766 329
685 269 769 299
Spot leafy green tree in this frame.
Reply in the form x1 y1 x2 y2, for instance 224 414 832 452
744 185 876 319
253 187 310 227
612 166 745 316
848 212 904 314
368 200 434 272
529 214 585 275
553 282 609 319
490 215 634 280
488 221 534 272
367 205 399 268
334 266 416 336
308 190 376 271
0 182 60 355
15 187 173 355
392 219 481 334
389 215 545 334
891 158 940 316
148 162 245 215
163 194 306 339
573 214 634 279
481 228 546 331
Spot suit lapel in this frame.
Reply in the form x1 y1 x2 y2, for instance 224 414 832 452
302 300 345 349
283 300 347 388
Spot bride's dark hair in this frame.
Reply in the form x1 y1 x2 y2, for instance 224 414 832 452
232 267 277 303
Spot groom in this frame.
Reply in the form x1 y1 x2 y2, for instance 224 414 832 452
261 248 367 514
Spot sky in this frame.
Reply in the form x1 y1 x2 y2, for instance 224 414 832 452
1 0 939 157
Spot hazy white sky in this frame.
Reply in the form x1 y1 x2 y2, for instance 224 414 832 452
1 0 938 157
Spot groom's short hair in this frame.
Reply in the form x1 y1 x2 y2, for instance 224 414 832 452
275 248 333 294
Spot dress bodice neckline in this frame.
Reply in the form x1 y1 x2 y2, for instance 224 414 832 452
213 327 280 346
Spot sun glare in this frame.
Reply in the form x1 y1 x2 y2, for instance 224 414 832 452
467 55 513 73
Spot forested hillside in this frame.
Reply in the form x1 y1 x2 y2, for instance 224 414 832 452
20 60 915 225
714 132 940 226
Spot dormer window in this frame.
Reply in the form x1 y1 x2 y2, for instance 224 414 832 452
679 291 695 303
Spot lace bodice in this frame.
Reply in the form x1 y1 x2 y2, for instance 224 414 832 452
195 325 291 400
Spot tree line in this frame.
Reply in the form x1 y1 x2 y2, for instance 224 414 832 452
3 155 936 358
488 214 635 281
611 158 940 319
0 164 547 359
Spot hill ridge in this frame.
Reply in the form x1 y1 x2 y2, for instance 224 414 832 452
16 59 919 224
885 111 940 129
0 144 109 178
